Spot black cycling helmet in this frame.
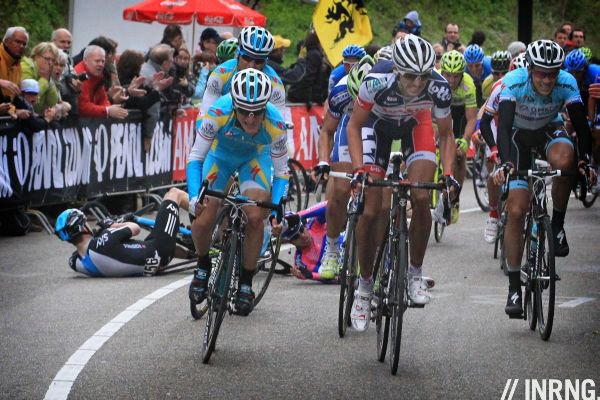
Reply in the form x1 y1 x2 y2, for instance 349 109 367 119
282 212 304 241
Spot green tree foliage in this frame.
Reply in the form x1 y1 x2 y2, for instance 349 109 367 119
0 0 69 50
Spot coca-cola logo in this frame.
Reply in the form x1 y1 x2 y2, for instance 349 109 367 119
157 12 175 21
203 15 225 24
159 0 187 6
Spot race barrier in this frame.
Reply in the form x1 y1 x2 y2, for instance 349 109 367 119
0 104 323 210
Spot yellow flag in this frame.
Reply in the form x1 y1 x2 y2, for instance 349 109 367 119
312 0 373 66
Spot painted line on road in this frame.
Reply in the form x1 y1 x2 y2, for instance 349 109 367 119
44 276 192 400
558 297 595 308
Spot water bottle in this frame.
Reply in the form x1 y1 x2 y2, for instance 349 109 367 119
529 223 538 264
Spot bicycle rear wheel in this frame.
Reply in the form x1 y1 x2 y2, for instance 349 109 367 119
524 217 537 331
375 242 390 362
287 159 310 212
253 235 281 306
389 231 408 375
434 221 444 243
202 235 237 364
471 144 490 212
535 216 555 341
338 214 358 338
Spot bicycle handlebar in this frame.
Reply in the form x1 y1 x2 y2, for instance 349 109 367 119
329 171 445 190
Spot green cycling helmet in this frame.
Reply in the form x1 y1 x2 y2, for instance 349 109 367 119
441 50 465 73
347 55 375 100
216 38 238 63
579 47 592 62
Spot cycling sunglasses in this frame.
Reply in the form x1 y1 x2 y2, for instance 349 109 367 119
531 69 559 80
235 107 266 117
240 54 267 66
398 71 432 82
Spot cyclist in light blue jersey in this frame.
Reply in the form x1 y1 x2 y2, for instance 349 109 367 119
187 69 289 316
490 40 596 318
198 26 286 119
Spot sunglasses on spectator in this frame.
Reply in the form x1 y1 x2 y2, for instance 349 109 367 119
240 54 266 65
531 69 559 80
398 71 431 82
235 108 266 117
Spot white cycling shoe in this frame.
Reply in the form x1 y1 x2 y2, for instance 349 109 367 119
408 276 431 305
350 290 373 332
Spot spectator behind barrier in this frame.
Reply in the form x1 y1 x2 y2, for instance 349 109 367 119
20 42 62 116
50 51 72 120
439 23 465 53
173 47 195 105
52 28 82 118
15 79 52 132
0 27 29 100
74 45 128 119
287 31 330 106
267 34 306 86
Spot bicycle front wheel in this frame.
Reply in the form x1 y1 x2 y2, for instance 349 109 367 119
389 231 408 375
535 216 555 341
434 221 444 243
202 235 237 364
375 242 390 362
471 144 490 212
338 215 358 338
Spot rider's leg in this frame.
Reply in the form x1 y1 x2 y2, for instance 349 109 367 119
356 183 385 282
240 187 270 276
504 187 528 315
546 140 575 256
163 187 189 210
407 159 436 268
484 159 502 243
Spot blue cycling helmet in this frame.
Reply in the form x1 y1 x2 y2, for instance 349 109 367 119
55 209 87 242
281 212 304 241
564 49 587 72
238 26 274 59
464 44 485 64
342 44 366 60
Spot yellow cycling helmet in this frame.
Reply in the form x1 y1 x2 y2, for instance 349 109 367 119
441 50 465 73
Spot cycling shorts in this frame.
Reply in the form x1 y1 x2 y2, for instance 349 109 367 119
331 113 350 163
508 123 573 191
361 110 436 176
202 146 272 193
144 200 180 268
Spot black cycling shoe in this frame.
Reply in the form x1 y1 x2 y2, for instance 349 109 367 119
505 286 523 318
553 227 569 257
189 268 210 303
236 284 255 316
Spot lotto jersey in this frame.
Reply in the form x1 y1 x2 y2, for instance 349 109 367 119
498 68 582 130
199 59 286 117
327 74 353 119
356 61 452 122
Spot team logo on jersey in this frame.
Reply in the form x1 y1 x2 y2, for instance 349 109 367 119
250 165 261 180
207 171 218 188
277 121 285 130
366 78 384 92
218 67 226 73
224 131 234 137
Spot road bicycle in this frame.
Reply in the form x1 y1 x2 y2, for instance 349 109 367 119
493 181 509 276
196 180 284 363
370 154 447 375
471 140 491 212
504 158 574 341
430 146 448 242
287 158 311 212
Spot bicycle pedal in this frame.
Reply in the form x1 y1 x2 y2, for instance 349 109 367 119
507 313 524 320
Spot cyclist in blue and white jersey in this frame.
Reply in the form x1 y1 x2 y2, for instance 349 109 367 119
54 188 190 277
346 35 459 331
198 26 286 119
327 44 366 94
490 40 596 317
464 44 492 107
313 55 374 280
187 69 289 316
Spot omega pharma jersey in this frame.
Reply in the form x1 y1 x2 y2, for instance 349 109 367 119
356 61 452 123
328 74 354 119
498 68 582 130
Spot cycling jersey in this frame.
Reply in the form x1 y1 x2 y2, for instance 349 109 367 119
68 201 180 277
328 75 354 163
187 94 289 204
482 74 496 101
328 64 347 94
499 68 582 130
291 201 344 281
449 72 477 109
199 59 286 118
356 61 451 170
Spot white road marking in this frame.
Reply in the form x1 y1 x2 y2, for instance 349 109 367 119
44 276 192 400
558 297 596 308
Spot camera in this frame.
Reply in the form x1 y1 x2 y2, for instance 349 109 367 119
67 72 88 82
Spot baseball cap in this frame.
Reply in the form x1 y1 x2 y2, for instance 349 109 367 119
273 35 291 50
20 79 40 94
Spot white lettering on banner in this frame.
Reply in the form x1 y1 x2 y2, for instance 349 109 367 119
146 122 172 176
12 132 29 187
80 128 92 185
503 378 597 400
48 129 65 189
172 116 195 171
107 122 144 180
0 135 12 197
93 125 109 182
294 115 319 163
110 123 126 179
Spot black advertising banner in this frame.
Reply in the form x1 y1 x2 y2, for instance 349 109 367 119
0 115 173 208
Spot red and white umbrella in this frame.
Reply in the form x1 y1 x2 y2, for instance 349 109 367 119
123 0 266 27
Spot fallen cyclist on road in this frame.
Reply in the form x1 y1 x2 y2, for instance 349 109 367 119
54 188 192 277
281 201 435 288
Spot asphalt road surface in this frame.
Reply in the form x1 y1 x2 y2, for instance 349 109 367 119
1 181 599 400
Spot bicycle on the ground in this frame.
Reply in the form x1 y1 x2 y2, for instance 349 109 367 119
196 180 284 364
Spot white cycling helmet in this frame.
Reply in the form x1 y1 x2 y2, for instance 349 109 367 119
392 34 435 74
374 45 393 62
231 68 272 111
238 26 274 59
525 40 564 69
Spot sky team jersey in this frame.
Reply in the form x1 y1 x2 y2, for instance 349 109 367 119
199 58 286 118
327 74 353 119
356 61 452 123
328 64 346 93
447 71 477 108
498 68 582 130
